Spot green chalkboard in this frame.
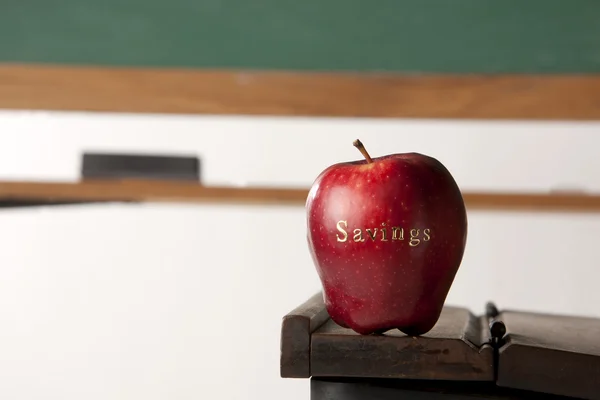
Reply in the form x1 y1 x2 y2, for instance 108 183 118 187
1 0 599 73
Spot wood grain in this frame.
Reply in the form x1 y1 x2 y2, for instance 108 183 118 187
1 180 600 213
1 64 600 119
0 180 307 206
280 292 329 378
310 307 494 380
497 310 600 399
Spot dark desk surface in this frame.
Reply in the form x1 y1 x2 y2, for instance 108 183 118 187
281 293 600 400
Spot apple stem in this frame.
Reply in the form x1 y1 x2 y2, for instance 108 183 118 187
353 139 373 164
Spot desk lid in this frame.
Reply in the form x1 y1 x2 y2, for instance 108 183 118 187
281 292 600 400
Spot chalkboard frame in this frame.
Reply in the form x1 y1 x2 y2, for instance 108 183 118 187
1 63 600 120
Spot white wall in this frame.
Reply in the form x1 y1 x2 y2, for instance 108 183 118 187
0 110 599 400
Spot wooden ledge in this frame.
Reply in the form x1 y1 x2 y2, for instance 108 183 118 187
280 292 494 381
1 180 600 213
1 64 600 120
0 180 307 207
310 307 494 380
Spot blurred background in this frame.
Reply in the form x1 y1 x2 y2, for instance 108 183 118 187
1 1 599 399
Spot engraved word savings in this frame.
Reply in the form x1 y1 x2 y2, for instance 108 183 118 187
335 220 431 247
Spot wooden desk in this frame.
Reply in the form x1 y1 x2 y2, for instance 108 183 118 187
281 293 600 399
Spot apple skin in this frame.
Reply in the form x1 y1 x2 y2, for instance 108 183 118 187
306 152 467 336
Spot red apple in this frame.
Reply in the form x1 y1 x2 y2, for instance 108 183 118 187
306 140 467 336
